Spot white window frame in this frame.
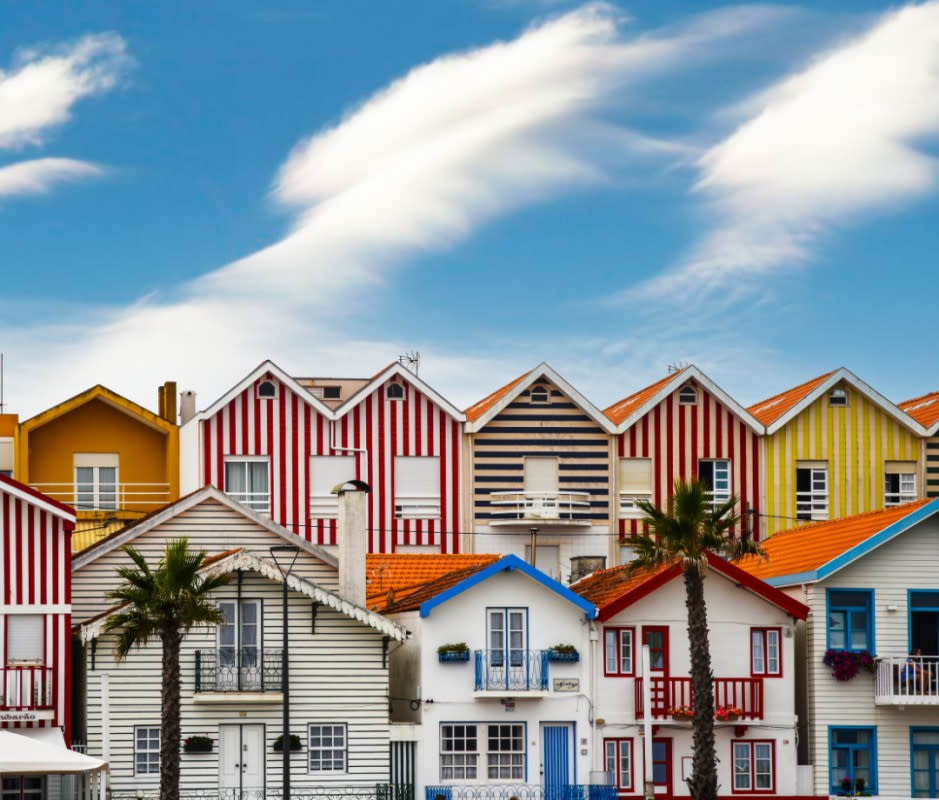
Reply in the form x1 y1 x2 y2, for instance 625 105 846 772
733 740 774 793
604 627 634 676
224 456 271 514
134 726 160 776
486 724 525 781
73 453 119 511
618 458 652 519
605 738 634 791
679 385 698 405
394 456 441 519
6 615 44 664
308 723 347 773
529 386 549 404
750 628 781 677
828 388 848 407
884 463 917 506
440 724 479 781
699 459 731 509
439 723 525 783
256 380 277 399
386 383 405 400
796 464 828 521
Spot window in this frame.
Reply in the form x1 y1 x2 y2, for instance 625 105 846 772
796 462 828 521
829 388 848 407
604 739 633 791
1 776 43 800
751 628 781 676
529 386 549 404
308 723 347 772
73 453 118 511
830 728 876 795
135 726 160 775
224 457 270 514
394 456 441 519
440 724 525 783
310 455 356 519
322 386 342 400
619 458 652 518
679 385 698 405
523 457 560 518
257 380 277 399
885 461 917 505
217 600 261 690
6 615 43 664
699 460 731 508
827 590 873 652
733 741 774 793
488 608 526 668
604 627 635 676
386 383 405 400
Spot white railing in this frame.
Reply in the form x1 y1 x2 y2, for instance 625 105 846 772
489 491 591 522
225 490 271 515
795 491 828 521
394 495 441 520
30 482 171 511
875 656 939 703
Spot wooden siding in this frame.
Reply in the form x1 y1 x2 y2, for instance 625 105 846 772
84 571 392 793
200 373 461 553
471 378 612 527
0 488 71 738
926 437 939 498
763 386 920 536
617 379 760 538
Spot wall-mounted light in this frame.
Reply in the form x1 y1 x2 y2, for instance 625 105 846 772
887 605 898 612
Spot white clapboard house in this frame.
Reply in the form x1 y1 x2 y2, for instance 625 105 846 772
71 484 405 799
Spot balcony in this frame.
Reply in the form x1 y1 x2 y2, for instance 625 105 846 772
488 492 591 526
475 650 551 695
31 482 171 512
875 656 939 705
2 666 54 710
194 648 282 697
635 676 764 720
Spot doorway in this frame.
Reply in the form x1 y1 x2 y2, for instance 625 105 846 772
542 723 574 800
219 724 265 800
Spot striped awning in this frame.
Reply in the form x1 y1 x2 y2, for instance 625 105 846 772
72 519 125 553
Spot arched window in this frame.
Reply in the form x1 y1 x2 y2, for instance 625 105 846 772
530 386 549 404
257 380 276 399
829 388 848 407
387 383 405 400
678 385 697 405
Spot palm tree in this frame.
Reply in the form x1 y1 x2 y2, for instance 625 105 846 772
633 479 763 800
103 538 230 800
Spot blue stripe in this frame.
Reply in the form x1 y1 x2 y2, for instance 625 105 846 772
474 462 610 471
474 439 609 447
481 426 604 435
494 414 592 422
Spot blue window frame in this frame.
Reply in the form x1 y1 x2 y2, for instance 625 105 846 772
911 728 939 798
830 727 877 795
827 589 874 653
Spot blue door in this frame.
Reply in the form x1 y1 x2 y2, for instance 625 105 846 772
913 730 939 797
543 724 571 800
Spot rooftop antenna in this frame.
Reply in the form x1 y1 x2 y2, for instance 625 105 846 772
667 360 689 374
398 351 420 376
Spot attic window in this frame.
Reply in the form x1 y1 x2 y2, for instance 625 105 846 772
829 388 848 407
387 383 404 400
530 386 549 404
258 380 277 399
679 385 697 405
322 386 341 400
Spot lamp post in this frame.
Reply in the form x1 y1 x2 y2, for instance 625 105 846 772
270 544 300 800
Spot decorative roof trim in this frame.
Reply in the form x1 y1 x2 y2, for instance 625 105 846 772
419 553 597 619
0 473 76 524
333 362 464 422
464 363 616 433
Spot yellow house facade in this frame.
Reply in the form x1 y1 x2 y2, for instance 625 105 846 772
749 368 925 537
16 383 179 550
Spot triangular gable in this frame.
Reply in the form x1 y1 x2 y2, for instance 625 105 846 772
191 360 336 423
71 485 337 570
464 363 616 433
604 365 762 435
20 384 175 436
749 367 925 436
738 498 938 588
0 472 76 524
334 362 464 422
900 390 939 435
80 549 405 642
418 553 597 619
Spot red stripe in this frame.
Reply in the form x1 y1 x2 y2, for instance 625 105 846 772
739 421 748 538
377 389 386 552
390 391 399 548
202 420 212 488
678 402 687 480
228 399 236 457
715 401 723 459
451 417 459 554
665 398 673 501
291 393 300 535
215 417 224 495
278 388 287 529
40 512 47 605
241 388 249 454
703 393 711 463
254 383 262 452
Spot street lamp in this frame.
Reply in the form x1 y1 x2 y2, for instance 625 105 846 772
270 544 300 800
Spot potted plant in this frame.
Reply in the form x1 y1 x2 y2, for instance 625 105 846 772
183 735 214 753
547 644 580 662
668 705 693 721
715 704 742 722
437 642 470 662
822 649 876 681
273 734 302 752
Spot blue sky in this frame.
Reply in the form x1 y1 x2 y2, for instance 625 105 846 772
2 0 938 417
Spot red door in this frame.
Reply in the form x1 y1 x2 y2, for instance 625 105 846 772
642 738 672 797
643 626 669 715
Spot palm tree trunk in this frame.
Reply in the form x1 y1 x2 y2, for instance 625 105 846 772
685 564 717 800
160 626 182 800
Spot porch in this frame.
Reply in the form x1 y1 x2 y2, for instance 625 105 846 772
488 492 591 525
635 676 764 719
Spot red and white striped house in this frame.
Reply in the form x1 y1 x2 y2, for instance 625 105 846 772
0 473 75 742
604 366 763 541
179 361 465 553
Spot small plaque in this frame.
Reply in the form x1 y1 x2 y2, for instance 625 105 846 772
554 678 580 692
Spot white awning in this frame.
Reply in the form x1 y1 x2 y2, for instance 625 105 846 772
0 730 107 774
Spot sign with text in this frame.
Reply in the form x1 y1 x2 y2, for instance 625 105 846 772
553 678 580 692
0 710 53 722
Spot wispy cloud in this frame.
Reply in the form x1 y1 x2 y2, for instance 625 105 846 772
0 158 102 199
622 1 939 304
3 4 784 415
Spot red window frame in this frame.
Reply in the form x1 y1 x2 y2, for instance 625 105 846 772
642 626 669 675
603 738 634 791
603 627 635 677
750 627 782 677
731 739 776 794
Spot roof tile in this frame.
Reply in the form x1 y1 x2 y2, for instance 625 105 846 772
365 553 501 610
570 562 671 606
747 370 836 426
604 369 687 425
900 391 939 428
464 372 529 422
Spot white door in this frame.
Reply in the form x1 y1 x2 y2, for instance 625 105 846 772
219 724 265 797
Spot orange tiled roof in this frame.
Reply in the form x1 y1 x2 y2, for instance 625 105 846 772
365 553 501 609
737 500 931 581
379 561 499 614
571 562 672 606
464 372 529 422
604 369 687 425
747 370 836 426
900 391 939 428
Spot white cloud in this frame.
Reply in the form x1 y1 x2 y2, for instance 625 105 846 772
2 4 784 415
0 157 101 199
623 1 939 303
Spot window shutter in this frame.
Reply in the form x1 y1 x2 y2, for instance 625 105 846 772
0 439 13 472
7 615 44 663
885 461 916 474
619 458 652 494
309 456 356 518
394 456 441 518
524 458 558 494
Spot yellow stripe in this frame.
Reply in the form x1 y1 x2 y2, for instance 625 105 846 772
861 396 871 508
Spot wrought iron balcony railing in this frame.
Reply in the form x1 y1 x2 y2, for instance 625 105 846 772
194 648 282 693
426 785 617 800
488 492 591 524
475 650 549 692
875 655 939 704
635 676 764 719
1 665 54 709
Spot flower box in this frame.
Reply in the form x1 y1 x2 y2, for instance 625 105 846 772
273 735 302 752
183 739 213 753
547 650 580 663
671 712 693 721
720 712 739 722
438 650 470 663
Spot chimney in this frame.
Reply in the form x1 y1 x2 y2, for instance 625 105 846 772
179 390 196 424
336 480 371 606
158 381 178 424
